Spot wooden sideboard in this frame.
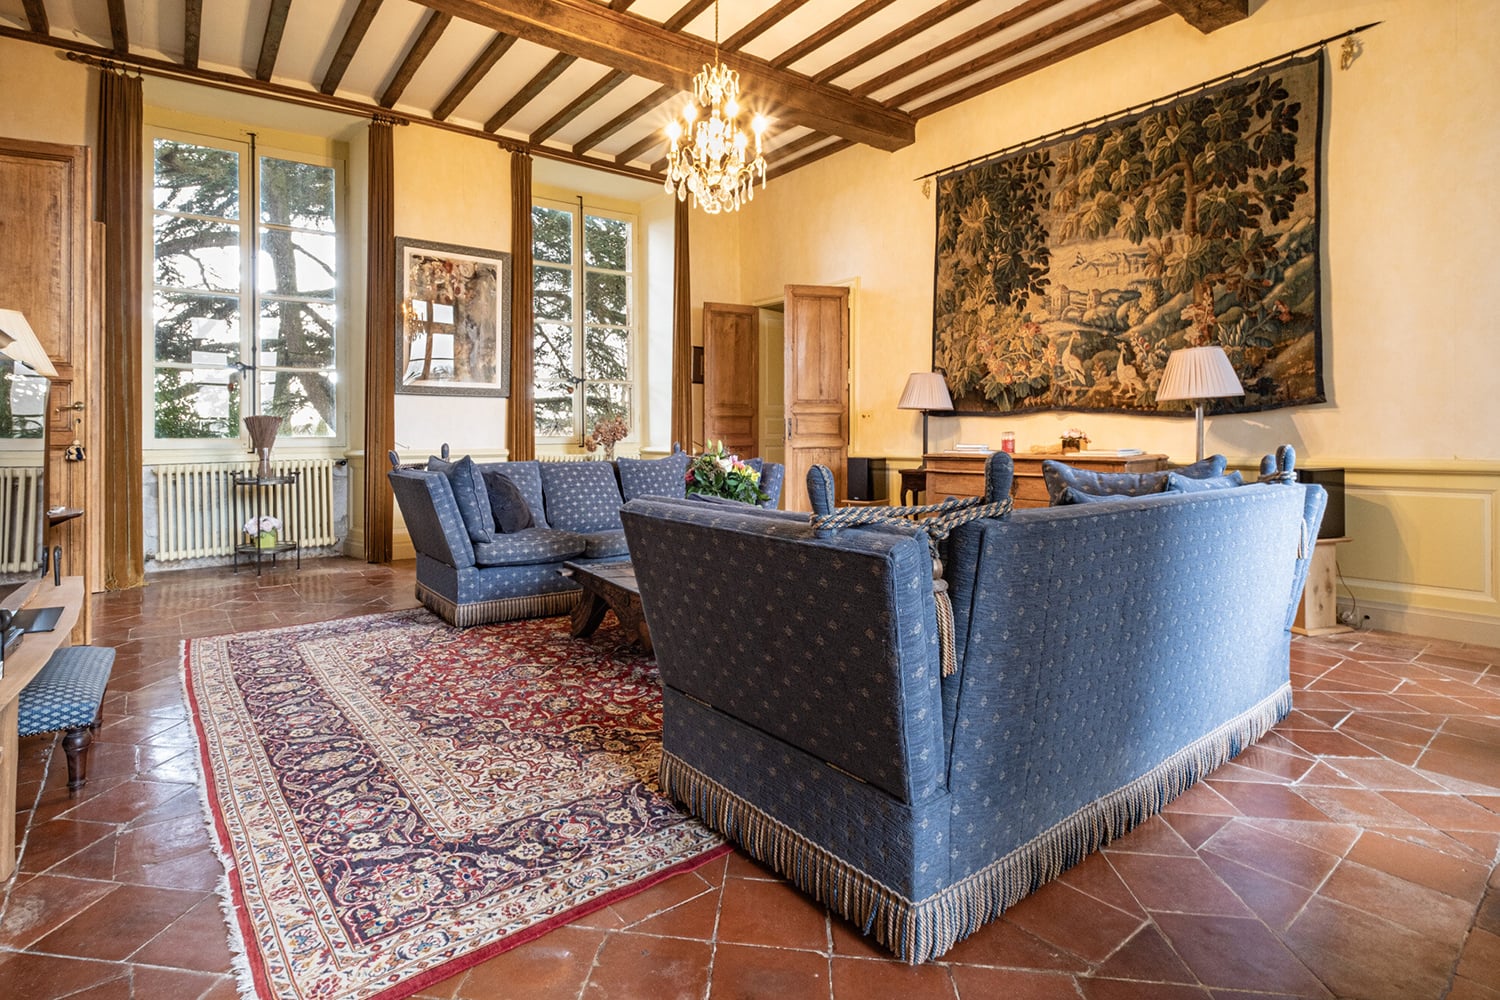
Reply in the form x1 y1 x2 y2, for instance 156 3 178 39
922 451 1169 508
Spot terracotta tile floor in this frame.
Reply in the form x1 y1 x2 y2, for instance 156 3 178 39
2 558 1499 999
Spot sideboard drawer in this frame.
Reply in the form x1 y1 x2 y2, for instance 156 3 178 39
928 471 983 500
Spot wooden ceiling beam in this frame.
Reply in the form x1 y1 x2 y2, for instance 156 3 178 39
574 83 673 156
853 0 1066 97
770 137 851 175
485 52 576 132
529 68 629 144
105 0 127 54
379 9 450 107
813 0 985 85
614 123 667 166
1158 0 1250 33
256 0 293 82
183 0 201 67
417 0 915 151
320 0 384 95
722 0 816 50
433 32 516 120
20 0 48 35
771 0 901 70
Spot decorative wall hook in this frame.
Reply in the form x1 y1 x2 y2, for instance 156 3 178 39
1339 36 1364 70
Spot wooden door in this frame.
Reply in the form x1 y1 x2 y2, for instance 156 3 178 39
782 285 849 512
0 138 96 641
702 302 758 458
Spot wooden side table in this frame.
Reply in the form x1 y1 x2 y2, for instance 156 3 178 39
1292 537 1353 636
898 467 926 506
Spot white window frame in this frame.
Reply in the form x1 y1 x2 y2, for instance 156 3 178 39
143 121 347 455
532 197 639 447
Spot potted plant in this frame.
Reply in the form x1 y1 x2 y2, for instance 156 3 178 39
243 515 283 549
684 441 768 505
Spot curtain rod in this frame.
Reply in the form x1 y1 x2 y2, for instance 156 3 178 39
916 20 1382 183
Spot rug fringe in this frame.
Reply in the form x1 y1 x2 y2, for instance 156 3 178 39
661 683 1292 963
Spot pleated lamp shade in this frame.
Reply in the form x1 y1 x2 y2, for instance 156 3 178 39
1156 346 1244 402
897 372 953 411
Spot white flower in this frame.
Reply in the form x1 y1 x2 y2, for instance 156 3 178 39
243 515 282 535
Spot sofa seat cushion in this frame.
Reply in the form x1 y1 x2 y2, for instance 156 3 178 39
540 461 625 533
579 530 631 559
617 451 690 501
479 461 549 529
1043 454 1227 505
471 528 587 568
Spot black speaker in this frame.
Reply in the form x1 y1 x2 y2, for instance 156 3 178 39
1298 467 1345 539
846 457 888 502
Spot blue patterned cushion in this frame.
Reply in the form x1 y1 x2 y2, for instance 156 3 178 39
478 461 549 530
540 462 625 533
1167 470 1245 493
579 530 631 559
470 528 587 567
616 452 690 502
1042 455 1226 505
1058 485 1154 505
482 470 535 532
17 645 115 736
438 456 495 544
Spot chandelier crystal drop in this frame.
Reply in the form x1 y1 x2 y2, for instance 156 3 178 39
663 3 768 214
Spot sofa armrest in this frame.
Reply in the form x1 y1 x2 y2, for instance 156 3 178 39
389 469 476 569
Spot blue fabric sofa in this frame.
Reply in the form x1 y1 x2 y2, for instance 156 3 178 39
389 449 784 626
618 451 1325 962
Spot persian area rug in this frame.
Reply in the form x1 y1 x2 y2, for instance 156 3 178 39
184 609 727 1000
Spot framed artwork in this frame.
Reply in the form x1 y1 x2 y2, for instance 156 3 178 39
396 237 511 396
932 54 1325 418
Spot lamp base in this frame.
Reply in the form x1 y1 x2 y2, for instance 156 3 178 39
1193 402 1206 462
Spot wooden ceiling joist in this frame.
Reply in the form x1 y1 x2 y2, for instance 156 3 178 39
770 0 902 70
105 0 127 54
20 0 48 35
256 0 293 81
485 51 576 133
417 0 915 151
812 0 985 86
575 83 673 156
530 68 630 144
1158 0 1251 33
614 124 667 166
379 9 451 107
433 32 517 120
183 0 201 68
723 0 816 50
321 0 384 95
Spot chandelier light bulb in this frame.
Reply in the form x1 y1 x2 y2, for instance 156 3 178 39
662 31 770 214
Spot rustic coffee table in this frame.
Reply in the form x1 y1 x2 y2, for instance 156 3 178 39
560 561 651 654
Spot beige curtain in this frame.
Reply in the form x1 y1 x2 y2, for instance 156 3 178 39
98 69 144 589
506 149 535 460
363 120 396 563
669 198 693 451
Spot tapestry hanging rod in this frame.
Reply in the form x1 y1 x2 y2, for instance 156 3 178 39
915 20 1382 184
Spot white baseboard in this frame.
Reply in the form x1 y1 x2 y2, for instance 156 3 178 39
1340 599 1500 648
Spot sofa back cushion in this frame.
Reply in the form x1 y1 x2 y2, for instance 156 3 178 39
428 455 495 544
482 470 536 532
479 461 549 529
1043 454 1226 505
541 461 625 533
1166 470 1244 493
616 451 690 501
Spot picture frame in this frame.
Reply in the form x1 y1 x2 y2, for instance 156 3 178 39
396 237 512 397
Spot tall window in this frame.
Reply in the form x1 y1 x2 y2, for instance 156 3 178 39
150 131 340 443
532 201 634 441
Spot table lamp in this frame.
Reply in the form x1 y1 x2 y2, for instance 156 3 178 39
897 371 953 457
1156 346 1244 461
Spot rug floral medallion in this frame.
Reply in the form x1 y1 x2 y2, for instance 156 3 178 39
184 609 727 1000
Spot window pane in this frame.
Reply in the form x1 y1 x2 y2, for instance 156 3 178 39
584 326 629 381
583 215 629 270
532 206 573 264
584 271 628 326
153 367 238 439
258 370 336 437
534 265 572 321
153 139 239 218
154 215 241 292
0 360 47 438
259 301 335 369
584 383 630 430
533 395 574 438
260 157 335 232
258 229 336 299
154 291 240 363
534 322 574 383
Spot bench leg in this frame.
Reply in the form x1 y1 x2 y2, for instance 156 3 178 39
62 726 94 793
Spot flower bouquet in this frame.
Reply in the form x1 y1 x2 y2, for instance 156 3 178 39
684 440 768 505
243 515 283 550
583 415 629 460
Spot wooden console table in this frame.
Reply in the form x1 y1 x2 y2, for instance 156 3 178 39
0 575 84 881
923 452 1168 508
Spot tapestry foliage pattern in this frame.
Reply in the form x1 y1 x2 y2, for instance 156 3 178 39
933 54 1325 416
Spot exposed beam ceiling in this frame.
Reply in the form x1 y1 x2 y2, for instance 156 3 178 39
1159 0 1251 33
182 0 200 68
20 0 47 35
321 0 384 95
105 0 127 54
379 9 450 108
255 0 292 82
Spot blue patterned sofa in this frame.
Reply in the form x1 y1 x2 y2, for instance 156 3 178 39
388 449 784 626
618 452 1326 962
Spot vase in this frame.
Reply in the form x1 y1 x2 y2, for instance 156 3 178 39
244 415 283 478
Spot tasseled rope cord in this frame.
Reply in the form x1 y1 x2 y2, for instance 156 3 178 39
810 494 1014 676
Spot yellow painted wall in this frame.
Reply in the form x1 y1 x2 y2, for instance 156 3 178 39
707 0 1500 643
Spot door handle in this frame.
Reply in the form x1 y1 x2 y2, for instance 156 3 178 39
56 401 85 412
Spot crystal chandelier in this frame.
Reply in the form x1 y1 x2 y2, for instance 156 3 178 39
663 1 768 214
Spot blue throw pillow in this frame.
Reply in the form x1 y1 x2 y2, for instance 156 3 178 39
1042 454 1227 505
1166 470 1244 492
482 469 535 532
616 452 690 501
443 455 495 545
1057 485 1155 506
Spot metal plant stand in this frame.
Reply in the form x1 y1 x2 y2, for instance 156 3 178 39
233 472 301 575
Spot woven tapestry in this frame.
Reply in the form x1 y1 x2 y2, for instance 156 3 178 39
932 54 1325 417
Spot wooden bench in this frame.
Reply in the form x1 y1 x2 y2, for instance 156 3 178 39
16 645 116 793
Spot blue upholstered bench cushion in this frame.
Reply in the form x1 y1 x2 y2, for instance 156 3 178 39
541 462 626 533
616 452 690 501
17 645 115 736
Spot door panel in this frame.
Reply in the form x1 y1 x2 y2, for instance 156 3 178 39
783 285 849 512
702 302 758 459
